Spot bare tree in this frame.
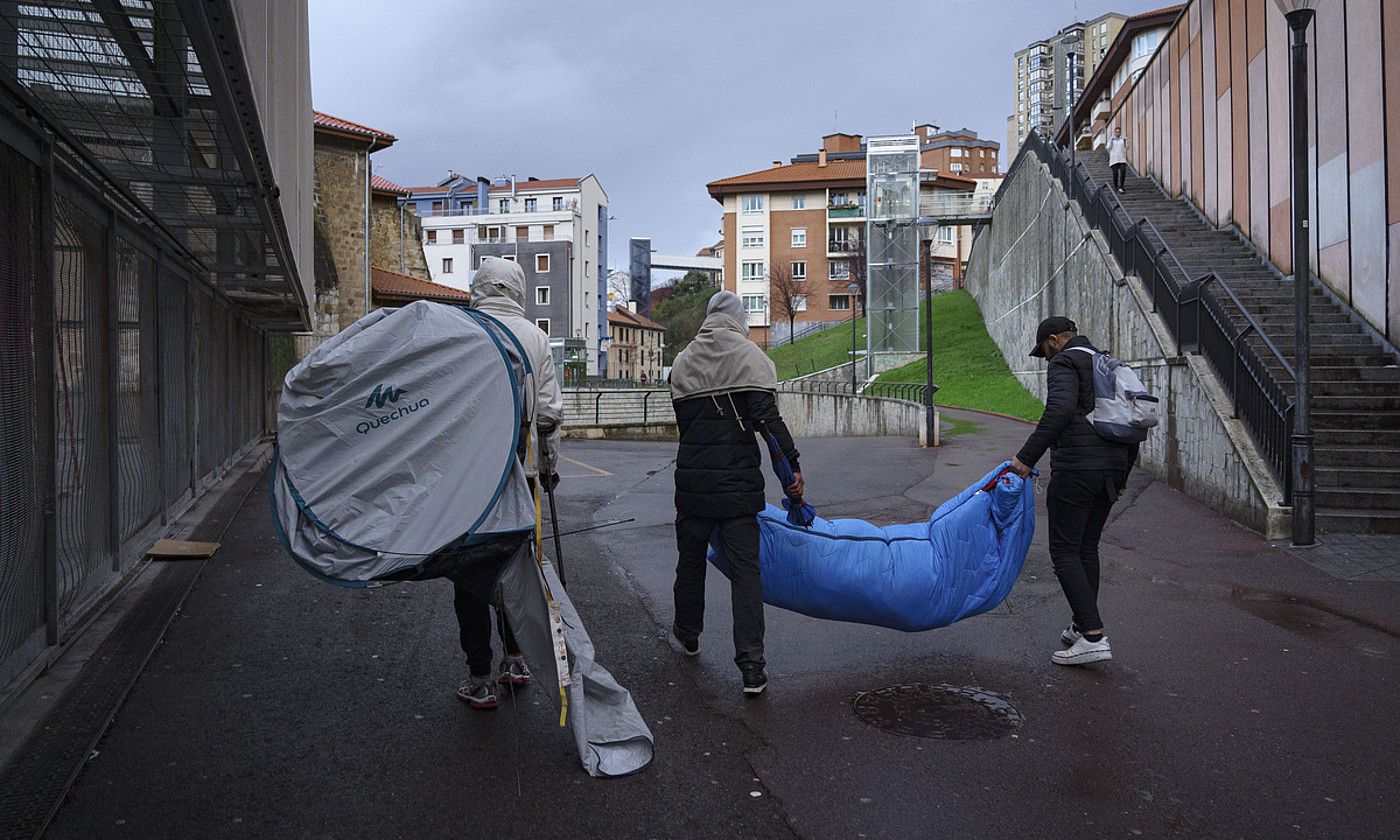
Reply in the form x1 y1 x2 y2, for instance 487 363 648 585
606 270 632 308
768 262 806 345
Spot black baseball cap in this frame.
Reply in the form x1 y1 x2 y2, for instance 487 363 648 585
1029 316 1077 358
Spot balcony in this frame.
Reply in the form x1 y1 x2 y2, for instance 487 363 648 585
827 204 864 220
827 239 863 255
416 199 579 218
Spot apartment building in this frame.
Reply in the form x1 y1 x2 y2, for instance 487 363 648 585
403 173 609 375
912 124 1000 177
1058 5 1183 149
1008 12 1127 154
707 132 978 347
607 306 665 382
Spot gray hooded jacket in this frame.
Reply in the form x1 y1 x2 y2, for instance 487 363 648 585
472 257 563 474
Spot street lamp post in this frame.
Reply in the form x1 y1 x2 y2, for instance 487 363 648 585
849 281 860 393
1277 0 1317 546
1061 31 1080 198
923 234 935 441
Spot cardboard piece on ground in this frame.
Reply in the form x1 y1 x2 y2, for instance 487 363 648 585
147 539 220 559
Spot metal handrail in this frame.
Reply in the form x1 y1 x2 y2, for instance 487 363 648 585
1022 129 1295 499
1194 273 1296 380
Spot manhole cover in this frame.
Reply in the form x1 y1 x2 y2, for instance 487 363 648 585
852 683 1024 740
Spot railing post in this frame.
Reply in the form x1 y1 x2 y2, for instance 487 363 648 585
643 390 650 425
595 391 602 426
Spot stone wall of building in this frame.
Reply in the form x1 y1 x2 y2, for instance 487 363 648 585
370 194 429 280
963 155 1288 538
312 137 370 331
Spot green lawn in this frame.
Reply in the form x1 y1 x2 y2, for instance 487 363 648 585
877 291 1043 422
765 291 1043 422
766 315 867 380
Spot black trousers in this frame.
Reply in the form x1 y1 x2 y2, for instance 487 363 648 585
1046 469 1125 633
674 514 765 667
454 584 520 678
1112 163 1127 191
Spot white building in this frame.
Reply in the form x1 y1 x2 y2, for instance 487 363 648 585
403 174 610 376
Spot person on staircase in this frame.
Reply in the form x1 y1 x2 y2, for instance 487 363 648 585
1108 125 1130 194
667 291 805 697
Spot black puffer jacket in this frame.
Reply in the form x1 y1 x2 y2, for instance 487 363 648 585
673 390 800 518
1017 336 1137 473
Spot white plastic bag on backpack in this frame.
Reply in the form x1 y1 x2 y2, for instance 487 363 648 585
1067 346 1160 444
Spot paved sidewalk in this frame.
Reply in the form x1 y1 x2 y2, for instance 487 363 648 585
33 410 1400 839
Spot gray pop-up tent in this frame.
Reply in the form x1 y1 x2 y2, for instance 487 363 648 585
271 301 653 777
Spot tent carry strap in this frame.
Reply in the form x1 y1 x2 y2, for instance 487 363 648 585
528 433 572 728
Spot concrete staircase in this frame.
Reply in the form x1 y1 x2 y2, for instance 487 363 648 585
1079 149 1400 534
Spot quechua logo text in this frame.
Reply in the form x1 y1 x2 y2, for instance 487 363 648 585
358 384 430 434
365 384 407 409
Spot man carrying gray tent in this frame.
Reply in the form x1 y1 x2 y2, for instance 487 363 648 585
669 291 805 696
454 256 563 709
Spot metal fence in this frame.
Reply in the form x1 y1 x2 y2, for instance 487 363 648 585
1 125 269 699
563 389 676 427
1022 130 1295 500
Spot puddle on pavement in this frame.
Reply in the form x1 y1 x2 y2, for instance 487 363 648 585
852 683 1024 740
1231 588 1397 658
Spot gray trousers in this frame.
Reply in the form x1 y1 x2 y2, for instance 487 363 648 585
673 514 765 667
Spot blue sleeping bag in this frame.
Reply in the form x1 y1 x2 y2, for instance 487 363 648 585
709 462 1035 632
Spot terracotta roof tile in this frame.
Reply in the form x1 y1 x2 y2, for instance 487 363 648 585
707 159 867 193
608 306 665 331
371 267 469 303
370 174 409 195
313 110 397 143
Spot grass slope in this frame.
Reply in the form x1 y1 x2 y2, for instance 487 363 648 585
763 291 1043 421
766 315 866 380
876 291 1043 422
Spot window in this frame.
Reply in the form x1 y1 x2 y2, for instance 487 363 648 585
791 261 807 281
452 228 464 245
499 198 510 213
741 195 764 214
516 226 529 241
792 294 808 312
431 201 443 214
536 286 550 305
741 226 765 248
950 163 964 173
937 226 954 245
536 318 550 334
741 261 764 283
828 294 851 311
585 260 590 278
791 228 807 248
950 148 963 157
536 253 550 273
552 196 563 211
585 230 592 246
979 149 986 157
485 225 503 243
741 294 765 314
503 254 517 262
426 229 438 244
543 225 555 241
524 197 538 213
442 257 454 274
791 195 806 210
829 259 850 280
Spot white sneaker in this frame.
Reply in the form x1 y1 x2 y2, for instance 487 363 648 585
1052 635 1111 665
1060 624 1083 646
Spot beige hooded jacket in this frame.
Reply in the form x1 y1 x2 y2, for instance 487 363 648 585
471 256 563 475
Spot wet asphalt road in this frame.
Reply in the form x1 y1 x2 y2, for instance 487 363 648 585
44 410 1400 839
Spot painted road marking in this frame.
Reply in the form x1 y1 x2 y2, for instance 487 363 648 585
558 454 612 478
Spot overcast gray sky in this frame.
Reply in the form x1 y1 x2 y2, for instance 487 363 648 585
308 0 1171 271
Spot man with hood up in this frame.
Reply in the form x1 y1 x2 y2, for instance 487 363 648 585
668 291 804 696
453 256 564 709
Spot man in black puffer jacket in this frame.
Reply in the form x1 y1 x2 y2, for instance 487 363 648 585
668 292 803 697
1011 316 1136 667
